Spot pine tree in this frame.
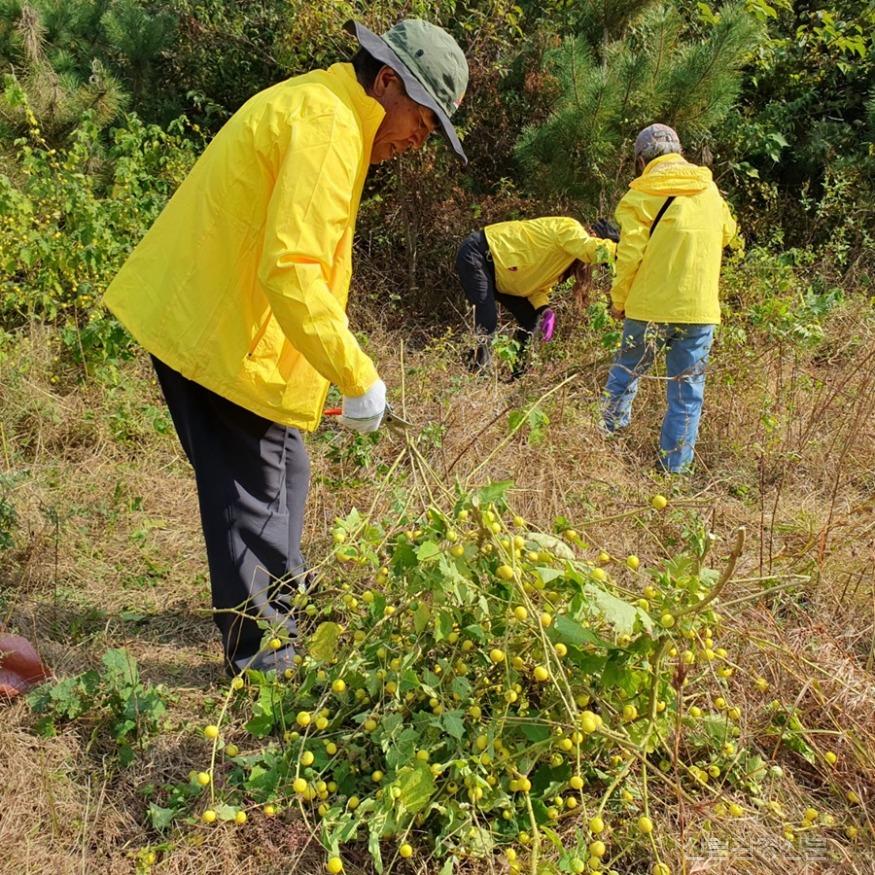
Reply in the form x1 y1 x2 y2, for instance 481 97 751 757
0 1 127 138
0 0 176 138
515 1 760 207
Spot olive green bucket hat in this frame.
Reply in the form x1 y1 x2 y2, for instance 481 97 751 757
345 19 469 165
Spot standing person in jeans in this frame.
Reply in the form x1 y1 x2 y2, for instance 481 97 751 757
102 20 469 675
456 217 616 379
601 124 738 473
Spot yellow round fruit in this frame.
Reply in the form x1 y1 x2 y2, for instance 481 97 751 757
660 612 675 628
269 637 282 650
225 743 239 757
231 676 245 690
589 840 606 858
626 555 640 571
651 494 668 510
450 544 465 558
653 864 670 875
296 711 311 727
513 606 528 621
300 751 315 767
637 815 654 834
622 704 638 721
490 648 506 664
540 612 553 627
570 775 584 790
326 857 344 874
235 810 247 825
196 771 211 786
533 665 550 682
506 848 518 862
591 568 607 582
203 724 220 740
372 770 384 783
824 751 837 765
729 803 744 817
347 795 360 810
597 551 611 565
496 564 514 581
555 642 568 657
263 804 277 817
332 678 346 694
202 809 217 824
325 742 337 755
293 778 308 794
399 842 413 858
589 816 605 834
580 711 599 734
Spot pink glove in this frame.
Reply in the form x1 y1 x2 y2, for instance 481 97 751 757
539 308 556 341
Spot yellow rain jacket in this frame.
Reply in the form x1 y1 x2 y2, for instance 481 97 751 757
611 154 737 324
484 217 616 310
103 63 384 431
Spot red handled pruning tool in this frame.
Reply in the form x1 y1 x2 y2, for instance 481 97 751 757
323 403 413 432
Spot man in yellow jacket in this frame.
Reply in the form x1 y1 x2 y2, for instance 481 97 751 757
103 20 468 674
601 123 738 473
456 217 615 377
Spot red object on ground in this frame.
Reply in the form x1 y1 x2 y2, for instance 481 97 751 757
0 632 51 700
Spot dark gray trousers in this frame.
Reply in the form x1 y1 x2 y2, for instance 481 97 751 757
152 356 305 675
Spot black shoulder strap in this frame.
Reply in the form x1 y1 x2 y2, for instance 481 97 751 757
650 195 676 236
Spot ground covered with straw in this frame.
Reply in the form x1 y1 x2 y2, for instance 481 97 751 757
1 268 874 874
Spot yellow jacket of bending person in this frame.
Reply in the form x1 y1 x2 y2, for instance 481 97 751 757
612 154 737 324
103 63 384 431
484 217 616 310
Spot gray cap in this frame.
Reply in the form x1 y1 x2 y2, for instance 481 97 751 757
634 123 682 161
345 19 469 165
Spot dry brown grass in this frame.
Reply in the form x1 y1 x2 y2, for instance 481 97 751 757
1 297 874 874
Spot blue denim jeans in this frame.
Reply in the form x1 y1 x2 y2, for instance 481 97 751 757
602 320 716 472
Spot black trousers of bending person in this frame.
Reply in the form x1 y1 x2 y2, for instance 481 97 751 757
456 231 544 376
152 356 305 676
456 230 541 337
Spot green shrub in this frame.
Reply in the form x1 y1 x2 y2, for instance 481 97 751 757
0 88 196 361
28 647 168 766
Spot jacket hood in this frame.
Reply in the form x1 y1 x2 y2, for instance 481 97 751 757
629 154 712 197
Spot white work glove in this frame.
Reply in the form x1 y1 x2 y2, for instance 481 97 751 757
338 379 386 434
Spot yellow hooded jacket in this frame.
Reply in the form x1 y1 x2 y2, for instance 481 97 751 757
102 63 384 431
484 217 616 310
612 154 737 324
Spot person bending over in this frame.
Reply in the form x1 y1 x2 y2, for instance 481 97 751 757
456 216 616 378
